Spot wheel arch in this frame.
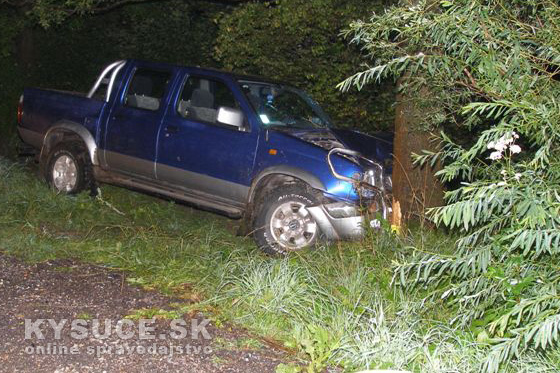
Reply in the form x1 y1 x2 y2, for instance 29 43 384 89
40 121 98 167
247 166 325 205
237 166 326 236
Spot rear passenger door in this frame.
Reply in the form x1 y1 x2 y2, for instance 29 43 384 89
156 73 259 204
103 66 173 179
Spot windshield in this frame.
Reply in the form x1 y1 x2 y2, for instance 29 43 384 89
239 80 332 129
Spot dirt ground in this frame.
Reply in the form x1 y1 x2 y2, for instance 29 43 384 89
0 253 294 373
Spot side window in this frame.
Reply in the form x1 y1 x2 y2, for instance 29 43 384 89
125 69 170 111
177 76 240 124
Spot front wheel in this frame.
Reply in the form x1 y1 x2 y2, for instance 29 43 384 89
253 184 320 255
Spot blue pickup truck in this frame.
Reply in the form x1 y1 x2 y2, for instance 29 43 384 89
17 59 393 254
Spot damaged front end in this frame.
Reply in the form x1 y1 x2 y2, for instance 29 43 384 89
307 148 392 241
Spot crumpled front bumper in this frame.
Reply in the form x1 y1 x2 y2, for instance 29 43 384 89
307 202 381 241
318 147 390 240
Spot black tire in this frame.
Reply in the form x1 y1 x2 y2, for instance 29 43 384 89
253 184 321 255
45 142 95 195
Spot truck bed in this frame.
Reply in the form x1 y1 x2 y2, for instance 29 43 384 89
19 87 106 149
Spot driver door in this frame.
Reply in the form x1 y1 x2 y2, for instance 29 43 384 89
156 73 259 204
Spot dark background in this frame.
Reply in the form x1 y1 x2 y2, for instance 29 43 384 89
0 0 396 154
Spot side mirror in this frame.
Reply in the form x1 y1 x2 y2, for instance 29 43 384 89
216 106 245 130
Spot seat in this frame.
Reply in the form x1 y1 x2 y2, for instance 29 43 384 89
191 88 214 108
189 89 216 123
127 94 159 111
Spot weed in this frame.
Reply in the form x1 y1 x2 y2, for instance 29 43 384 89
125 308 181 320
211 355 228 367
76 312 93 320
275 363 303 373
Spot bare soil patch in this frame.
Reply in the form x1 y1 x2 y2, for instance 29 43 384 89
0 253 291 372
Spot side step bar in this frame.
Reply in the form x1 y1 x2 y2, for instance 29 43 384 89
94 168 244 218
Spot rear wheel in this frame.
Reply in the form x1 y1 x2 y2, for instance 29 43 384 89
45 143 94 195
254 184 320 255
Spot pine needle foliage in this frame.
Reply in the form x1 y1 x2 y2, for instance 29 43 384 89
341 1 560 371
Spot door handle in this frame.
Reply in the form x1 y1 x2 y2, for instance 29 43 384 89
165 125 179 134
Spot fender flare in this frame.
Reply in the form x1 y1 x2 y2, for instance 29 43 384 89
40 121 99 166
247 165 326 204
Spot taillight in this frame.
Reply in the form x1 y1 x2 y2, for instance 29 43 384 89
17 95 23 125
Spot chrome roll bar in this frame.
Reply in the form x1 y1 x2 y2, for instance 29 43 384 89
87 60 127 102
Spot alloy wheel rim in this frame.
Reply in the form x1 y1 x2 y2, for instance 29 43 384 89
52 155 78 192
269 201 317 250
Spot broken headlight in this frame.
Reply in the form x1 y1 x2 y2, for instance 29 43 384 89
356 163 385 199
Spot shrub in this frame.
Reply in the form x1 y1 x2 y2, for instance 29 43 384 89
341 0 560 371
214 0 395 132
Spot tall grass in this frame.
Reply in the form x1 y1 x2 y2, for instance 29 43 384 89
0 157 556 372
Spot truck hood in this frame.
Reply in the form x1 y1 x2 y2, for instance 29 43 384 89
275 127 393 168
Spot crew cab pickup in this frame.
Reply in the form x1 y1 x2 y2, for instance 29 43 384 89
17 59 393 254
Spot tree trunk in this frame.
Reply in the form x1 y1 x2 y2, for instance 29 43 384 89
16 26 35 73
391 81 444 225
